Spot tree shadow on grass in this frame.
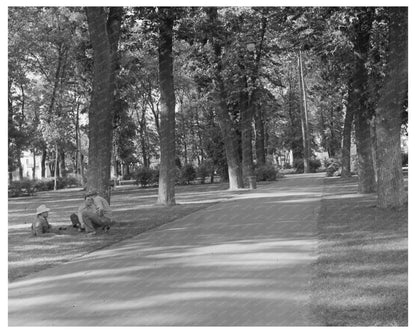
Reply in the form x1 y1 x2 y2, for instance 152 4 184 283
9 176 324 325
311 177 408 326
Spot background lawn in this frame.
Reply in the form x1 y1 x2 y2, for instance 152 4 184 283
8 182 244 282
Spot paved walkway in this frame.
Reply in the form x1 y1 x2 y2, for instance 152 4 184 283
9 173 324 326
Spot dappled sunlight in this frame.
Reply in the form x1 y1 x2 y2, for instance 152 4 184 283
177 278 275 288
323 193 377 200
9 292 83 309
311 175 408 325
89 289 309 313
9 174 325 325
228 191 321 200
265 198 321 204
11 243 58 251
177 198 230 205
320 294 390 308
146 239 316 258
178 189 323 205
9 269 112 289
9 224 34 230
8 254 76 269
112 204 159 212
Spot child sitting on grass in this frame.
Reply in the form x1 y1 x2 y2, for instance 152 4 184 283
31 204 53 236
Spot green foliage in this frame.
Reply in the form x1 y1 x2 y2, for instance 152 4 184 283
196 160 215 184
33 179 55 192
293 158 322 173
179 164 197 185
8 179 36 197
310 159 322 173
255 164 279 181
8 6 407 198
134 167 153 187
8 175 83 197
134 167 159 187
325 158 341 177
57 175 82 188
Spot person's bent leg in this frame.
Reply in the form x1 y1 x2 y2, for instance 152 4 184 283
81 211 102 232
100 216 114 232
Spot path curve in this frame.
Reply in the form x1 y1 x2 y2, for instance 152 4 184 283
9 173 324 326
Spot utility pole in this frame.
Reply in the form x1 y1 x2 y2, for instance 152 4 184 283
298 50 311 173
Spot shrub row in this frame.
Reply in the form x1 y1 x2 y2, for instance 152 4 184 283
131 162 218 187
255 164 283 181
132 163 283 187
8 175 83 197
293 158 322 173
132 167 159 187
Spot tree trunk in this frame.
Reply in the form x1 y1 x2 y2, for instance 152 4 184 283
54 143 58 190
18 161 23 180
208 7 243 190
355 110 376 193
75 101 80 175
255 105 266 166
40 149 46 178
341 91 353 178
375 8 407 208
240 83 255 187
137 107 150 168
56 148 60 178
112 142 118 179
59 148 66 177
253 15 267 167
352 8 376 193
86 7 122 203
157 8 176 206
80 153 85 186
217 102 244 190
298 50 311 173
32 149 36 179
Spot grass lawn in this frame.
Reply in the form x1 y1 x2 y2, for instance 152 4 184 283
8 182 243 282
9 175 408 326
311 176 408 326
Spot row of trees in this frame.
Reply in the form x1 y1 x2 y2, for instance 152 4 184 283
8 7 407 208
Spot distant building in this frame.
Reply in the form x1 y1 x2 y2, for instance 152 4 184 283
10 151 51 181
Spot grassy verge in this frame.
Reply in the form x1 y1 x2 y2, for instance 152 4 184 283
8 182 236 282
312 176 408 326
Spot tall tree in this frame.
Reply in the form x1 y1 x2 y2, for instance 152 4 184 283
157 7 177 205
375 7 407 208
207 7 244 190
341 82 354 177
351 8 376 193
86 7 122 202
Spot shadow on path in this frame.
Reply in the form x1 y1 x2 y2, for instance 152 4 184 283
9 174 324 326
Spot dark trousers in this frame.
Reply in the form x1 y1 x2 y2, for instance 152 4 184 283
81 211 113 232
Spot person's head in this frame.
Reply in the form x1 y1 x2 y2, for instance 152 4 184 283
36 204 50 217
85 196 94 207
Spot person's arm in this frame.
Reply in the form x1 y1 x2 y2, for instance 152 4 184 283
31 221 40 236
94 197 106 216
78 204 85 225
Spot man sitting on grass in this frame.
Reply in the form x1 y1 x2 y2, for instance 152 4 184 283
78 190 113 235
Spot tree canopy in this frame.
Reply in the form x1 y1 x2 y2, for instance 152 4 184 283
8 6 408 207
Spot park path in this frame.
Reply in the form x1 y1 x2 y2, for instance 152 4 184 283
9 173 324 326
